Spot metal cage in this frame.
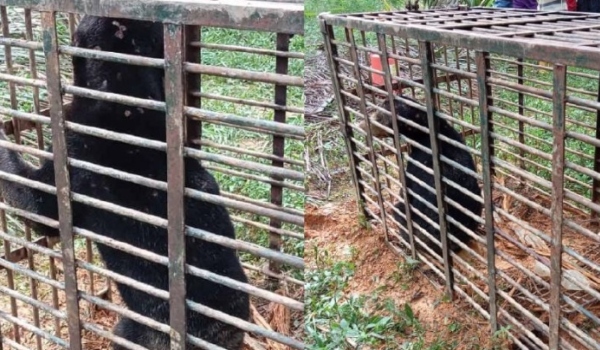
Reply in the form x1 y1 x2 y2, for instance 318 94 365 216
0 0 305 349
321 7 600 350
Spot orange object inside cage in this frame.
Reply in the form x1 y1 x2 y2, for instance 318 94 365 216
369 53 396 87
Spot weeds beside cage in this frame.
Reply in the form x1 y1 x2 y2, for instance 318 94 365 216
321 7 600 350
0 1 305 349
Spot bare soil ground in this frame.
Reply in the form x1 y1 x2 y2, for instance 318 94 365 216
305 192 514 349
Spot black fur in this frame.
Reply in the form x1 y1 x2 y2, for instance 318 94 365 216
367 96 482 256
0 16 249 349
405 0 420 11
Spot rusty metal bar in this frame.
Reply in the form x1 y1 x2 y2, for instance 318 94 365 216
0 167 304 268
0 0 304 35
23 227 41 350
319 19 368 220
184 25 201 150
267 32 290 282
194 139 304 167
347 27 391 236
191 42 304 59
185 62 302 87
0 135 304 228
548 64 567 350
419 40 454 298
202 164 303 191
0 6 20 345
186 300 304 349
51 89 303 142
376 33 418 258
0 200 303 310
592 72 600 225
0 311 67 348
77 257 303 348
475 50 498 335
0 40 304 90
190 91 304 115
510 57 525 181
41 10 82 350
164 23 188 350
23 19 48 338
320 13 600 72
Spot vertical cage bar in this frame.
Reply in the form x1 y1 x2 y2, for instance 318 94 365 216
48 247 61 335
185 25 202 148
0 7 20 343
23 10 43 349
1 6 18 142
548 64 567 350
517 58 526 181
319 18 368 219
24 226 42 350
419 40 454 298
41 11 82 350
454 47 466 140
24 9 45 150
164 23 188 350
360 31 371 88
267 32 290 282
68 13 76 39
67 11 101 308
475 50 498 335
346 28 390 236
376 33 417 258
591 73 600 225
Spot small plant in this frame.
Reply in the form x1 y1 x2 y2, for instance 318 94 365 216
491 325 512 349
393 257 421 284
306 252 427 349
448 320 462 333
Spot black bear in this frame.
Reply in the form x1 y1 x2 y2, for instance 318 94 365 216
360 95 482 256
0 16 249 349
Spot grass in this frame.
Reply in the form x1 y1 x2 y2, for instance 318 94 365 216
305 246 427 349
198 27 305 273
305 246 512 349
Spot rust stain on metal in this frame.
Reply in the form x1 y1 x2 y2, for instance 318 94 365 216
475 50 498 335
41 10 82 350
164 22 187 350
0 0 304 35
548 63 567 350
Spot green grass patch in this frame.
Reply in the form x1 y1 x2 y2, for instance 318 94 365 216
306 247 429 349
